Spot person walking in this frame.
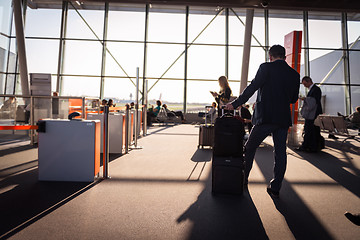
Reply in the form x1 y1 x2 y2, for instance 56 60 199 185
296 76 323 152
225 45 300 198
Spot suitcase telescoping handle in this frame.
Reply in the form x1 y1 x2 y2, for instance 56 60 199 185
220 106 236 118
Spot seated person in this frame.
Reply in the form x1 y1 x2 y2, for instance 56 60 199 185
1 97 16 119
1 96 16 111
147 100 162 126
349 106 360 127
108 99 115 107
162 104 186 123
338 106 360 129
100 99 107 111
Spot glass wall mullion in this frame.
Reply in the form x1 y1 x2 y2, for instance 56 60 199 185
184 6 189 113
56 1 68 94
4 12 14 94
303 11 310 76
142 4 149 105
100 2 109 99
264 9 269 62
342 12 351 114
225 8 229 77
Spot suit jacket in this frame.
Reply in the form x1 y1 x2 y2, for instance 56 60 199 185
306 84 323 118
231 60 300 127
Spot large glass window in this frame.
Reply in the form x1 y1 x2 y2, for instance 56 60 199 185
189 8 225 45
308 12 342 49
309 49 344 84
348 20 360 85
350 86 360 112
107 5 145 41
26 39 59 74
105 42 144 78
4 74 16 94
187 45 225 80
187 80 219 104
66 7 104 40
7 38 17 73
103 77 136 101
269 11 303 47
25 8 61 38
0 0 12 37
228 9 246 46
349 47 360 85
0 0 13 94
2 3 359 115
148 6 186 43
62 76 100 97
147 79 184 104
62 40 102 76
228 46 243 81
348 20 360 45
0 35 10 73
320 85 346 115
146 43 184 79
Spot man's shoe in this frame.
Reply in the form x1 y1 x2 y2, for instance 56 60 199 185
295 146 306 151
328 134 339 139
266 187 279 198
345 212 360 226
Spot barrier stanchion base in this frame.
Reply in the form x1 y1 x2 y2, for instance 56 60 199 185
130 145 143 150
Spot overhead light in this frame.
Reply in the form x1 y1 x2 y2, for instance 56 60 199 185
75 1 81 6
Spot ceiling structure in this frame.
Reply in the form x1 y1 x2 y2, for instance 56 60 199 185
27 0 360 13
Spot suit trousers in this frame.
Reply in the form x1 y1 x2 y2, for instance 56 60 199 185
302 119 316 151
244 124 288 192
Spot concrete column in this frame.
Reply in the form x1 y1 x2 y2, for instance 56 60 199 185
13 0 29 96
240 9 254 94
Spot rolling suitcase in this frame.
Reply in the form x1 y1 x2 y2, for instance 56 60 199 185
213 112 245 157
198 106 215 149
212 110 246 195
198 124 214 149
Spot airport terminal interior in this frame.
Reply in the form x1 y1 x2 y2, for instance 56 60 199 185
0 0 360 239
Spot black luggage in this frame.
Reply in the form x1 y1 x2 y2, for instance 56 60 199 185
212 111 246 195
212 155 245 195
213 114 245 157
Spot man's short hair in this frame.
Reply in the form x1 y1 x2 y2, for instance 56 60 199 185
269 45 286 59
302 76 313 83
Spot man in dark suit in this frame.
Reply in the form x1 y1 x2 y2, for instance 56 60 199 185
297 76 323 152
225 45 300 198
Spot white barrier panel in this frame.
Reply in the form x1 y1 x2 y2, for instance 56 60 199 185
38 119 100 182
87 113 124 154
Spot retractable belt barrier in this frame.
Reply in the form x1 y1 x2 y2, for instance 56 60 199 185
0 125 38 130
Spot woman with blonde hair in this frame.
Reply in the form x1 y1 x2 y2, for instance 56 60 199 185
210 76 232 114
